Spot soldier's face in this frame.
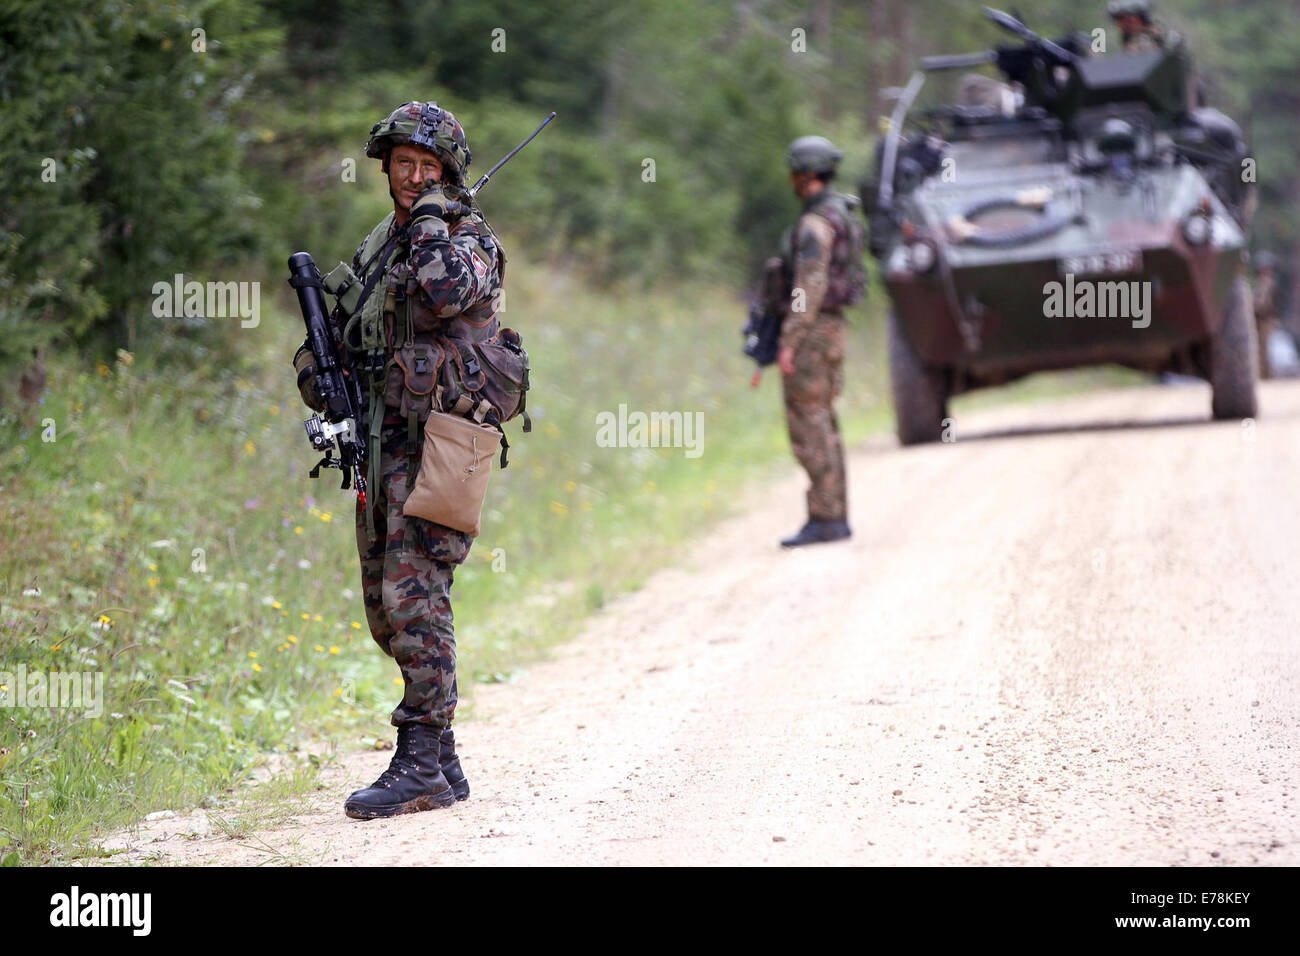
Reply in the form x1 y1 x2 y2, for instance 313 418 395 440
1115 13 1143 37
389 144 444 212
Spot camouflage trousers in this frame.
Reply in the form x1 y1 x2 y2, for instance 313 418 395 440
355 419 473 729
782 311 847 522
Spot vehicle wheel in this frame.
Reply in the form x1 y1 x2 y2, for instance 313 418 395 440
1210 275 1259 420
887 309 950 445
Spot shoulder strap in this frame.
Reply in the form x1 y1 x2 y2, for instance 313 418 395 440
353 218 410 319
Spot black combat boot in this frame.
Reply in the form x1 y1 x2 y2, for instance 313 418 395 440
439 727 470 802
344 723 457 819
780 519 852 548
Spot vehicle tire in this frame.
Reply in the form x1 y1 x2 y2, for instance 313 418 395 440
1210 274 1259 420
888 309 950 445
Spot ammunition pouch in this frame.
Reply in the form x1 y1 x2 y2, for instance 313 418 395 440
387 341 443 420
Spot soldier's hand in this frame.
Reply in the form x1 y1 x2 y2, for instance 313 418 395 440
293 343 327 413
778 346 796 376
411 181 470 224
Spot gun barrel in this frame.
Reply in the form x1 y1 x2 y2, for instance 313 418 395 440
922 51 997 71
982 5 1076 63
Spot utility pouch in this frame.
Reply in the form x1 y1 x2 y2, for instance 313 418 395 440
322 261 363 318
472 328 531 426
402 409 501 537
437 329 532 428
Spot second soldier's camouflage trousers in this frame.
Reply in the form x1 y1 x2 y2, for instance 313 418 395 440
355 419 473 729
783 311 847 522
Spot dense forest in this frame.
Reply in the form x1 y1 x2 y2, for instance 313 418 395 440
3 0 1298 374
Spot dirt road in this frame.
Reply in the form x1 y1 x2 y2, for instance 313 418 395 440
110 381 1300 866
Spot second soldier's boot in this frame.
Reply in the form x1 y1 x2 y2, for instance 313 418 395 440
439 727 470 802
344 723 457 820
780 519 852 548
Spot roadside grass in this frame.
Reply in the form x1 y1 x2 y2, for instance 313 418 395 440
0 235 1149 864
0 242 882 863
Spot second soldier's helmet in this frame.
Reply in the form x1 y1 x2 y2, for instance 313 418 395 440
1107 0 1153 22
787 135 843 175
366 101 472 183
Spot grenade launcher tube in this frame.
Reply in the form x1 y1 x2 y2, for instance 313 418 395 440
287 251 368 500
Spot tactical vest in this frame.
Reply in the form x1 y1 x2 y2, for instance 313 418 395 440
329 211 531 529
790 190 868 312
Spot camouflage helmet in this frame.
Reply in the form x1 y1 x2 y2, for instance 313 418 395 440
365 101 472 183
1107 0 1153 22
787 135 843 175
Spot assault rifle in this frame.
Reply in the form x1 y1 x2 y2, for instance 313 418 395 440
287 252 368 501
742 255 791 382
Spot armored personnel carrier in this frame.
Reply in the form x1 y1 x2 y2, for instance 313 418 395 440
865 7 1257 444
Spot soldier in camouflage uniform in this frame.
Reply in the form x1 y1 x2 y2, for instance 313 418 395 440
777 136 864 548
295 101 504 818
1108 0 1178 54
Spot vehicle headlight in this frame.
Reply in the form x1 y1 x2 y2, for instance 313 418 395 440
1182 214 1211 246
907 240 937 273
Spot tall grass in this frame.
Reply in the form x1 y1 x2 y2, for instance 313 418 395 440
0 242 891 863
0 228 1148 862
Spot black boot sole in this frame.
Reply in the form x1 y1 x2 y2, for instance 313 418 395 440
344 787 457 820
